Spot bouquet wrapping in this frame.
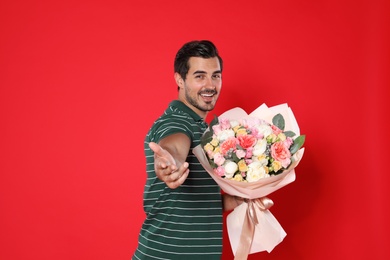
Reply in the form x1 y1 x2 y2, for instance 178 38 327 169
193 103 305 259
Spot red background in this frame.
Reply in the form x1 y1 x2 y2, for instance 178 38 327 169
1 0 389 259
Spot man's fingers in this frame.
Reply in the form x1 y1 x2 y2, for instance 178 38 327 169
166 169 190 189
149 142 171 160
149 142 189 189
149 142 175 166
149 142 164 156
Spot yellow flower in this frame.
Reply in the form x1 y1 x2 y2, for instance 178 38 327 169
235 128 248 136
272 160 282 172
267 133 277 143
233 125 241 133
214 146 221 154
232 174 244 182
210 137 219 147
204 143 214 153
277 133 286 141
238 160 248 172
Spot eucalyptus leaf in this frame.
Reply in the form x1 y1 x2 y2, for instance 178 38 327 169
232 151 240 162
290 135 306 154
272 113 285 130
200 130 213 147
209 115 219 131
201 115 219 146
284 131 296 138
209 159 217 169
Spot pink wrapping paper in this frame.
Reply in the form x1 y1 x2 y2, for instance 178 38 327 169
192 103 305 257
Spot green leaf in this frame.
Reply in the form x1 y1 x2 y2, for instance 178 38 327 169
200 115 219 147
290 135 306 154
272 113 285 130
209 115 219 131
209 159 217 168
232 151 240 162
284 131 296 138
200 130 213 147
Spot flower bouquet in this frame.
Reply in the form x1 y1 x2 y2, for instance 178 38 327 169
192 103 305 259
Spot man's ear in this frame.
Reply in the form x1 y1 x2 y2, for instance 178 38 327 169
174 72 183 88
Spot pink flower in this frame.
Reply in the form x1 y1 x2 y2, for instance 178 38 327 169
235 149 246 159
206 150 214 159
213 153 226 166
212 124 222 135
245 147 253 158
245 158 253 165
237 135 257 149
271 142 291 168
220 137 237 155
214 166 225 177
249 127 264 139
284 137 293 149
219 118 231 130
271 125 283 135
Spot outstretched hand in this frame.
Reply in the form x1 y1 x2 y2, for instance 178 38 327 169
149 142 189 189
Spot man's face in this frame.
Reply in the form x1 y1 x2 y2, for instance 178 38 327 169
176 56 222 117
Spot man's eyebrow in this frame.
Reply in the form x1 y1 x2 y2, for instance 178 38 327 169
193 70 206 75
192 70 222 75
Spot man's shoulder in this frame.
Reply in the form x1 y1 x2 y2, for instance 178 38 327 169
159 102 194 121
149 103 194 130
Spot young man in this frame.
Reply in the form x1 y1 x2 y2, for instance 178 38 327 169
132 40 239 260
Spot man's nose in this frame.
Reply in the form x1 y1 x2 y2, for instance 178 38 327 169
205 77 215 88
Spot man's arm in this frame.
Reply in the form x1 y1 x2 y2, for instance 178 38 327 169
149 133 191 189
222 194 244 212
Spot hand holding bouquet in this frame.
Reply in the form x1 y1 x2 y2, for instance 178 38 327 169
193 103 305 259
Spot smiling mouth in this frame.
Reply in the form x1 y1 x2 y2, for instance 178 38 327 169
200 90 217 97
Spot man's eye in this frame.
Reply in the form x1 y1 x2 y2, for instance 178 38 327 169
213 74 221 79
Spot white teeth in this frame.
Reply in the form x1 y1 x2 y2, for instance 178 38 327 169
201 94 213 97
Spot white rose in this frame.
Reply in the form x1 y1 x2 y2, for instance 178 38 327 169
253 139 267 156
246 161 270 182
255 124 272 138
223 161 238 178
217 129 235 142
229 120 240 128
252 155 268 166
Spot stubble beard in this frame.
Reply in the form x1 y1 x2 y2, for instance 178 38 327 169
185 90 218 112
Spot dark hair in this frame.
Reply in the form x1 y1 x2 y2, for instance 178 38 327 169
174 40 223 81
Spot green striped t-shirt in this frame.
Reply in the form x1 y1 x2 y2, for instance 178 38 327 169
132 100 223 260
